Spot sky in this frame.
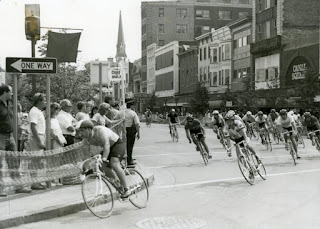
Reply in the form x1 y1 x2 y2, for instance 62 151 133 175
0 0 152 70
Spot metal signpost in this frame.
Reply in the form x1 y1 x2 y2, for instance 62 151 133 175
6 57 57 151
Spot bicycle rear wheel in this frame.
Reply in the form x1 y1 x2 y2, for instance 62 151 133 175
82 174 114 218
237 151 255 185
127 169 149 208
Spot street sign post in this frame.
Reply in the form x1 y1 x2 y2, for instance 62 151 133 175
6 57 57 74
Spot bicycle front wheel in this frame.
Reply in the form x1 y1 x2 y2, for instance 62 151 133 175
297 133 305 148
127 169 149 208
289 143 297 166
237 153 255 185
82 174 114 218
249 153 267 180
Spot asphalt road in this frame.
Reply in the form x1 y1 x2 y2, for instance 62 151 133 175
15 123 320 229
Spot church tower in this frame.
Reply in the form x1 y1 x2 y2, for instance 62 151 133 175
115 11 127 62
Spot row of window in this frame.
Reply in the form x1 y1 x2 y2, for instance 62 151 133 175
233 67 251 79
196 0 250 4
233 35 251 49
159 8 188 17
158 24 188 34
258 0 277 12
199 44 231 62
257 19 277 40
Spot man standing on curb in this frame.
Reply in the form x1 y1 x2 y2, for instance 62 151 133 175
57 99 77 146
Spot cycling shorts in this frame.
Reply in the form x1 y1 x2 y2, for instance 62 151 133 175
233 136 245 147
307 126 319 132
258 122 265 128
105 139 125 161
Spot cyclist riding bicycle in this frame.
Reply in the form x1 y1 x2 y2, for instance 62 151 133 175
255 111 271 144
185 115 212 159
211 110 226 139
167 109 180 135
242 111 256 130
145 108 152 125
268 109 279 130
275 109 300 159
77 120 131 198
224 113 262 162
302 112 320 149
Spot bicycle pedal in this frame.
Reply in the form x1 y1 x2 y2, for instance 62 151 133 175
119 197 130 202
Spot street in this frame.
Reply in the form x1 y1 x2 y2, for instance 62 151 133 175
15 123 320 229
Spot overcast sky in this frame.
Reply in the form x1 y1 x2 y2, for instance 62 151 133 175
0 0 151 70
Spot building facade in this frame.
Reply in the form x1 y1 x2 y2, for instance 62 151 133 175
147 43 156 94
229 16 252 92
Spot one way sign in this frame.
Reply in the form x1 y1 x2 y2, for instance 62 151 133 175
6 57 57 74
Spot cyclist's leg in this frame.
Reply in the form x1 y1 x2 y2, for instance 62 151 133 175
199 136 210 155
190 134 199 150
110 157 129 190
290 133 299 156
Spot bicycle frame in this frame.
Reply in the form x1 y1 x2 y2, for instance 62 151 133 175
282 130 298 165
191 133 208 165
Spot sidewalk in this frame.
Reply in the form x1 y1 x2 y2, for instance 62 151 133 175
0 165 154 229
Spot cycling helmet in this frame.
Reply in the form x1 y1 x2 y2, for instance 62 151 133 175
288 110 294 116
279 109 287 116
186 114 194 121
225 113 235 120
212 110 219 115
270 109 276 113
246 111 252 115
304 112 311 117
257 111 263 116
227 110 235 116
171 109 175 112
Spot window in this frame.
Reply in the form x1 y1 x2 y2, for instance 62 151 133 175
142 56 147 66
202 26 210 34
142 40 147 50
176 24 187 34
238 69 242 78
274 18 277 28
242 68 247 77
142 24 146 35
176 8 187 17
266 21 271 38
141 10 146 20
239 11 249 18
211 48 218 63
258 0 262 11
275 0 278 5
225 44 230 59
233 39 237 48
258 24 262 33
213 72 217 86
266 0 271 9
158 40 164 46
225 69 230 85
204 47 207 60
265 69 269 80
247 67 251 75
275 67 278 78
196 10 210 19
239 0 249 4
243 36 247 46
199 48 202 61
159 8 164 17
233 70 237 79
238 38 243 48
219 11 231 20
158 24 165 33
219 47 222 62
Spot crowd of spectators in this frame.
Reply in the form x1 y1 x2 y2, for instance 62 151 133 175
0 83 141 196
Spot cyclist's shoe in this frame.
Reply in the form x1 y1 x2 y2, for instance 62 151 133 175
217 135 220 140
227 151 232 157
285 143 289 150
208 153 212 159
297 154 301 159
196 146 200 151
120 189 132 199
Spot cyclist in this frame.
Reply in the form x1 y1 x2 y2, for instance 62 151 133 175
275 109 300 158
167 109 179 136
224 113 262 163
211 110 225 139
145 108 152 126
77 120 131 198
255 111 271 144
226 110 243 123
288 110 303 134
185 115 212 159
242 111 256 130
302 112 320 149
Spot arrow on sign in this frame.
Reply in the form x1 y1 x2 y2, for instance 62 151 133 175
10 59 54 72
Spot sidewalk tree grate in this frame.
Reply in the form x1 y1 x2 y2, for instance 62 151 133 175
136 216 206 229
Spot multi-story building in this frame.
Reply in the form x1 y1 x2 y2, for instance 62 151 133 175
196 26 232 107
177 43 198 113
147 43 156 94
229 16 252 92
141 0 253 105
251 0 319 109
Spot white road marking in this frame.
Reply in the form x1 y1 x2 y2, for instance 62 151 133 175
156 168 320 189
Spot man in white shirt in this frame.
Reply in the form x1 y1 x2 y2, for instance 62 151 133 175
57 99 77 146
26 93 47 190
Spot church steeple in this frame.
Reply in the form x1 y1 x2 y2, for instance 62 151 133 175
116 11 127 61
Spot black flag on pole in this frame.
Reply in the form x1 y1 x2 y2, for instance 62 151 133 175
46 31 81 63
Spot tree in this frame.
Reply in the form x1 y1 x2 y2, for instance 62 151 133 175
145 91 158 112
236 75 259 112
189 82 209 117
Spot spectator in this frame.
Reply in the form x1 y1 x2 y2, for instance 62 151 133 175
50 103 66 186
26 92 47 191
50 103 66 149
90 106 98 118
92 103 122 127
124 98 140 167
75 101 90 121
104 95 118 124
57 99 77 146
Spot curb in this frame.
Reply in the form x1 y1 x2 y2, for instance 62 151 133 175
0 174 154 229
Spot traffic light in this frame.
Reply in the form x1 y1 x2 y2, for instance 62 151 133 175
25 16 40 38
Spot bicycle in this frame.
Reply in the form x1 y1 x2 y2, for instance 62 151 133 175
307 130 320 151
247 123 257 140
170 123 179 142
191 133 209 165
227 140 266 185
282 130 298 165
295 131 305 148
146 116 152 128
271 127 281 144
217 127 228 150
80 154 149 218
260 128 272 151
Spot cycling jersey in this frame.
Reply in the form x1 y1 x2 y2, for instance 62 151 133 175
212 114 224 127
225 120 245 140
167 112 178 124
303 116 319 129
185 119 202 134
268 113 279 122
145 111 152 118
275 115 294 128
255 114 268 124
242 114 255 123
